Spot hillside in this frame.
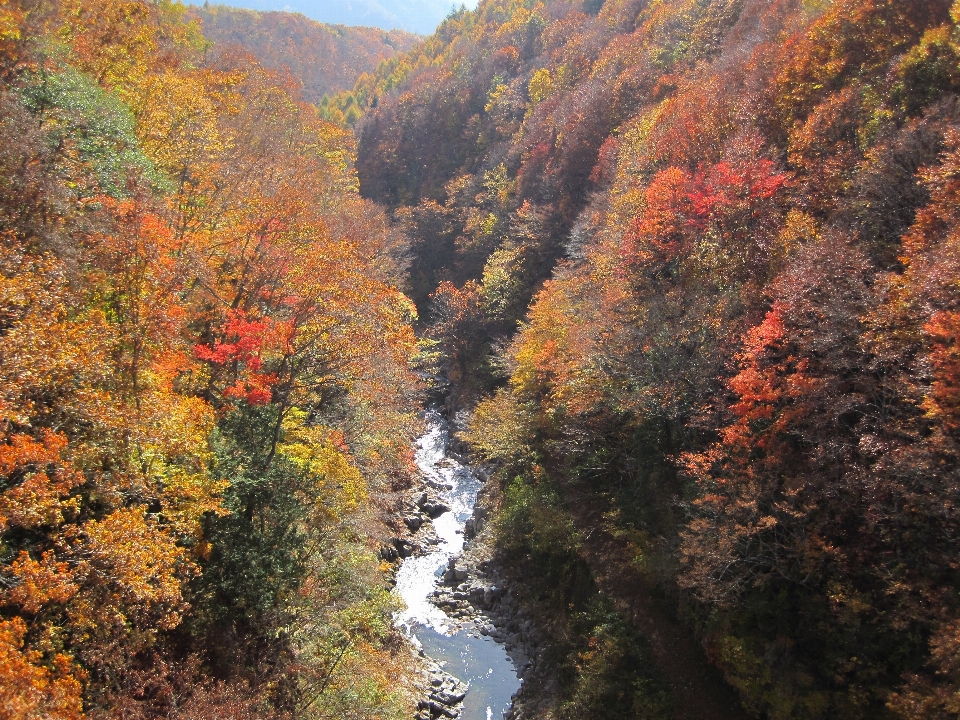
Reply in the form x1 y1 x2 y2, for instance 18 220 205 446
5 1 960 719
196 0 457 35
0 2 420 718
192 4 420 100
346 0 960 718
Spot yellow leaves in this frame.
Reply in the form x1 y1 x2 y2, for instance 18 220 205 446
527 67 553 106
131 68 232 184
58 0 157 94
278 409 367 519
0 247 110 431
0 0 21 43
130 391 224 532
499 266 616 430
0 618 83 720
79 507 191 631
0 4 419 716
486 82 510 113
462 389 535 464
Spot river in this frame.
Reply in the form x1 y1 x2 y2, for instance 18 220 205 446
393 410 521 720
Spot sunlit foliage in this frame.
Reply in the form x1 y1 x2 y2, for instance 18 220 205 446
0 2 420 717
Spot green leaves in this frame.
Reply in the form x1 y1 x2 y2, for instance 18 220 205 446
20 66 168 197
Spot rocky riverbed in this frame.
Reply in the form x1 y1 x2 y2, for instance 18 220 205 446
428 476 549 720
385 409 543 720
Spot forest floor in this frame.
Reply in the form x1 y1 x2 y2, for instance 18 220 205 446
562 483 753 720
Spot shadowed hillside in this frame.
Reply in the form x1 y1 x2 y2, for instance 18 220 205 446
344 0 960 717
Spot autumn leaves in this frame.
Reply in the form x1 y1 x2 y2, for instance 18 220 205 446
0 2 419 718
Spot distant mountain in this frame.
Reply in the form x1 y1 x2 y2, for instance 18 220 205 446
197 0 462 36
191 5 421 100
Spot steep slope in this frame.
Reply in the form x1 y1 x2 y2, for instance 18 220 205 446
350 0 960 718
0 2 421 718
192 4 420 100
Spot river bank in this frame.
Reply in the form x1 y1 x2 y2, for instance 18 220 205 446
385 409 531 720
427 472 553 720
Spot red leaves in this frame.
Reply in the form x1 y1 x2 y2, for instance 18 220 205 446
194 310 270 370
686 159 789 233
622 158 789 271
194 309 279 405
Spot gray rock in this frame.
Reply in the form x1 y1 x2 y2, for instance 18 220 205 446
378 544 398 561
430 689 467 704
391 537 415 558
422 499 451 517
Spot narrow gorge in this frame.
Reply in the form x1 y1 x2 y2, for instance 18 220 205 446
392 410 534 720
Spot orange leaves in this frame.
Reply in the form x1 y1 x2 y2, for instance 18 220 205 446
742 302 786 357
66 509 193 671
4 552 78 615
721 306 792 444
0 432 82 534
924 311 960 435
727 367 779 423
721 301 819 449
623 166 690 265
509 270 608 421
0 618 83 720
79 508 190 627
0 4 421 718
773 0 952 131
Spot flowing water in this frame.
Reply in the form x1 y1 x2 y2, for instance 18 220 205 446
394 410 520 720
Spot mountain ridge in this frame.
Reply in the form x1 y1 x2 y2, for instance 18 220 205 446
191 4 421 100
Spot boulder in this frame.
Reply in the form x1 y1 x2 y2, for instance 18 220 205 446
378 544 398 561
391 537 415 558
421 499 450 517
404 513 424 532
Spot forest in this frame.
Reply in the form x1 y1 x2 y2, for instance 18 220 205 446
0 1 421 718
3 0 960 719
191 5 419 102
